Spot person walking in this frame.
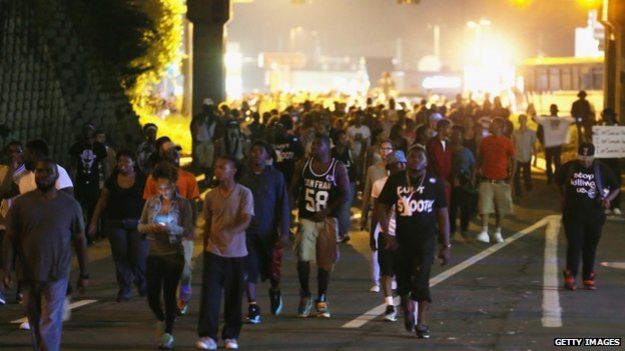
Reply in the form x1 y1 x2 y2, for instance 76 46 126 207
377 145 450 338
2 158 89 351
68 122 108 241
570 90 595 143
290 134 349 318
138 161 194 349
331 130 356 243
512 114 536 197
190 99 218 185
196 156 254 350
360 140 394 293
239 141 290 324
143 141 200 315
369 150 407 322
555 143 619 290
476 118 515 244
0 141 23 306
449 126 476 242
88 150 147 302
535 104 574 184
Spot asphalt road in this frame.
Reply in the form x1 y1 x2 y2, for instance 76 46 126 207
1 170 624 351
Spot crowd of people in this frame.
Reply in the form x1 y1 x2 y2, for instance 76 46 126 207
0 90 622 350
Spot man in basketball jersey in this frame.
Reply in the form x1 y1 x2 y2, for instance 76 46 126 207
290 134 349 318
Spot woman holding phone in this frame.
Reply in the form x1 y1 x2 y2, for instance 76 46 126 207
138 161 194 350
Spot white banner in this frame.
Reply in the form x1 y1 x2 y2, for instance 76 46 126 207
592 126 625 158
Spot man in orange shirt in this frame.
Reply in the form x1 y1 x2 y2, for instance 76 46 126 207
476 118 515 244
143 141 200 315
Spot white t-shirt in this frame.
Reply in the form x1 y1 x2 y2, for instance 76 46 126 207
535 116 575 148
347 125 371 157
371 176 395 236
16 164 74 194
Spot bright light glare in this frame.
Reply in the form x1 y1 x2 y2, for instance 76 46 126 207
462 29 516 96
422 76 462 90
578 0 602 9
225 52 243 99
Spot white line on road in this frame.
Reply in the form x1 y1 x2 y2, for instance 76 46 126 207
600 261 625 269
10 299 98 324
342 215 555 329
542 216 562 328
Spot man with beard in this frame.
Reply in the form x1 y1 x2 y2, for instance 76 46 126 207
290 134 349 318
68 122 108 241
2 158 88 351
377 145 450 339
271 115 304 189
239 141 290 324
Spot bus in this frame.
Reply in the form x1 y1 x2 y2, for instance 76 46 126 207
517 56 603 114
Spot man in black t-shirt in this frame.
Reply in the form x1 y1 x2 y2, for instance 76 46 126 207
377 145 450 339
272 115 304 189
555 143 619 291
69 123 108 241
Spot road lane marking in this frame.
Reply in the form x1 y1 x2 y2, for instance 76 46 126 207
542 216 562 328
11 299 98 324
600 261 625 269
342 215 554 329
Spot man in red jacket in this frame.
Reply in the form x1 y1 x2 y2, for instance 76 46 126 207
426 119 453 204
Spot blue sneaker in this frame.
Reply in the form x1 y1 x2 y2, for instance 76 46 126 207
246 304 261 324
269 289 283 315
158 333 174 349
297 293 313 317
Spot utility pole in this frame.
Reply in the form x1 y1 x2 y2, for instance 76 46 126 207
187 0 231 116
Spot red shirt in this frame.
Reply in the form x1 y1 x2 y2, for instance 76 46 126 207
479 135 515 180
426 137 453 182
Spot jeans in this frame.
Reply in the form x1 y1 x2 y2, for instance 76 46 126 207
146 253 184 334
108 226 148 299
563 217 603 280
23 278 69 351
545 146 561 183
513 161 532 195
197 252 245 341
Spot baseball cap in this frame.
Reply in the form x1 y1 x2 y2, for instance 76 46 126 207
577 142 595 157
386 150 407 165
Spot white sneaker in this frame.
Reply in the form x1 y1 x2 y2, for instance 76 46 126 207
613 208 622 216
19 321 30 330
369 285 380 293
493 232 504 243
605 209 613 215
225 339 239 349
476 231 490 243
196 336 217 350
